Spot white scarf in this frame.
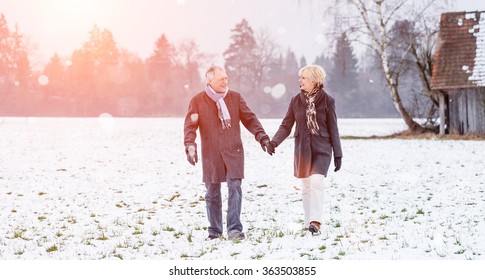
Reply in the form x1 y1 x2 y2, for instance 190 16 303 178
205 84 231 129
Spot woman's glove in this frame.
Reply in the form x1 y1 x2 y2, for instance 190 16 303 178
260 136 275 155
334 157 342 172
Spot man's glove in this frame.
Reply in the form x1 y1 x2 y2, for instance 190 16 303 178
260 137 275 155
334 157 342 172
185 144 198 165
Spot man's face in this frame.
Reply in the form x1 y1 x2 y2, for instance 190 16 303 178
209 69 228 93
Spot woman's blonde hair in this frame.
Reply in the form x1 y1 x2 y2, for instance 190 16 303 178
299 65 326 87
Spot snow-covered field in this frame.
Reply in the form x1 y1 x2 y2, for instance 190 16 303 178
0 117 484 260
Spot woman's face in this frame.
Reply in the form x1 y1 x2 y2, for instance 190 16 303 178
298 75 314 93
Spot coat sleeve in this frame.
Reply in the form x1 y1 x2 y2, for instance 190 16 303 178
271 96 296 146
238 94 268 143
184 96 199 147
326 97 343 158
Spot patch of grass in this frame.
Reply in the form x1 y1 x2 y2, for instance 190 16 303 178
167 192 181 202
133 230 143 235
416 209 425 215
14 248 25 255
341 130 485 141
97 232 108 241
13 229 29 240
163 226 175 232
455 249 466 254
38 216 47 221
67 216 77 224
251 254 265 260
319 245 327 251
38 192 47 196
46 245 58 252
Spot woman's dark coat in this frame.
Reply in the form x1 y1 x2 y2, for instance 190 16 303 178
272 88 343 178
184 90 268 183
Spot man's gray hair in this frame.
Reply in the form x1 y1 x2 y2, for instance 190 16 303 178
205 66 225 80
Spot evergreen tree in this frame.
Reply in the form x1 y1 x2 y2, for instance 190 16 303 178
0 14 12 93
327 33 360 117
0 14 31 114
146 34 176 115
223 19 258 94
44 53 66 96
67 25 120 115
282 48 299 94
299 55 307 69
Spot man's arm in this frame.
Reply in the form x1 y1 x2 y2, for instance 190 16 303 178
184 97 199 165
184 97 199 146
238 93 267 143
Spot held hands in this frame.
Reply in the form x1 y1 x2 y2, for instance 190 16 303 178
185 144 198 165
260 137 275 156
334 157 342 172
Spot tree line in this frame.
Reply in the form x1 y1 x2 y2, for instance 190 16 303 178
1 4 440 122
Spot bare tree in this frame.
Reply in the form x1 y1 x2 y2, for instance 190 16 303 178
320 0 450 132
175 39 209 91
252 28 280 91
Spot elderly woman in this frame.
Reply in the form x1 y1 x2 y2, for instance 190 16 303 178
270 64 342 235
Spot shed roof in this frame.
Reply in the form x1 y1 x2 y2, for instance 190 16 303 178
431 11 485 90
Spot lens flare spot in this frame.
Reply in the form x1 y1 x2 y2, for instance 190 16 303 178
98 113 115 135
190 113 199 122
38 75 49 86
271 83 286 99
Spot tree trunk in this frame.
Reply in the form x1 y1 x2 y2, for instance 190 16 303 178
388 82 423 131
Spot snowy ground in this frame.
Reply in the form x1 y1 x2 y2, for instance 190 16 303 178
0 117 484 260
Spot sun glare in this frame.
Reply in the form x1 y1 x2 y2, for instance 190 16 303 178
46 0 100 26
59 0 93 15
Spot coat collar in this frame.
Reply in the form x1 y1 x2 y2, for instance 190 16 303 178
298 87 327 105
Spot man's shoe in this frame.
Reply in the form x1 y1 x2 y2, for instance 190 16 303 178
308 221 321 236
228 230 245 241
205 234 220 241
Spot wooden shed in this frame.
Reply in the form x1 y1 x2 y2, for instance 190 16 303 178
431 11 485 135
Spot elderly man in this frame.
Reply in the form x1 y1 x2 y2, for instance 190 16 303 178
183 66 273 241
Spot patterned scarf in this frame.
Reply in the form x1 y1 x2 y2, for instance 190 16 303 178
205 84 231 129
304 87 320 135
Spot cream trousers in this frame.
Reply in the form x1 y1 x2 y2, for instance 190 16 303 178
301 174 325 226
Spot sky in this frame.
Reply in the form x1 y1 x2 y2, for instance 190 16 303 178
1 0 485 68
